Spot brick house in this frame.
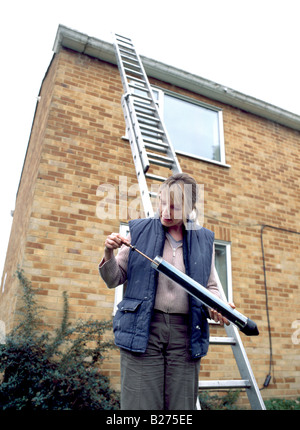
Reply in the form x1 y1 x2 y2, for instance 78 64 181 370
1 25 299 406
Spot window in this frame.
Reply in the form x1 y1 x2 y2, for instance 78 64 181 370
164 94 224 163
154 89 226 165
129 84 226 165
214 240 232 302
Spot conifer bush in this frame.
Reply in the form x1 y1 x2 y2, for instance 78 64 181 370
0 269 120 410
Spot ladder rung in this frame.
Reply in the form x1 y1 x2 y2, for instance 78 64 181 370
116 38 134 48
199 380 251 389
128 76 146 86
120 50 137 59
115 40 132 48
123 60 140 70
146 152 173 163
135 101 155 108
129 85 149 97
132 93 153 103
142 136 164 145
140 121 161 131
124 67 144 77
129 82 148 91
148 157 173 169
133 83 147 90
137 112 160 122
140 131 163 141
209 336 236 345
115 34 132 42
140 124 164 134
121 56 139 66
119 47 135 57
145 173 167 182
117 42 135 52
134 99 155 108
134 104 156 115
145 143 168 153
142 134 164 143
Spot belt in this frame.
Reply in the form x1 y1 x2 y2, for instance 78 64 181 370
153 309 189 322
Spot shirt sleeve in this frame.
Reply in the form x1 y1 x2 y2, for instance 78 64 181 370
98 234 130 288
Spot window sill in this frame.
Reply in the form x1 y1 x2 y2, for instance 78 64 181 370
176 150 231 168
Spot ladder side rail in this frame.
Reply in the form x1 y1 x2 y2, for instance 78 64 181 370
125 94 150 173
114 35 161 173
114 34 181 174
121 96 154 218
130 79 182 173
135 79 182 174
114 34 150 98
113 35 132 96
130 77 182 174
224 324 266 410
214 268 266 410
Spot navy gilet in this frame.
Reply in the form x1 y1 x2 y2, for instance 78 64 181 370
113 218 214 359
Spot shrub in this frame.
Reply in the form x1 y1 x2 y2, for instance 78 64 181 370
0 269 120 410
265 397 300 410
198 390 241 410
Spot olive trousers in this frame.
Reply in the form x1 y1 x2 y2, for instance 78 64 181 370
120 310 201 410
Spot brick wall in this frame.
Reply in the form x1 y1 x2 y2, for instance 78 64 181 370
0 54 59 330
1 46 299 403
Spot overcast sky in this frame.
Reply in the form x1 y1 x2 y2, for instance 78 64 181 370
1 0 299 277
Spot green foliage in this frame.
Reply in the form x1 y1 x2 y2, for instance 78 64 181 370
0 269 120 410
198 390 241 410
265 397 300 410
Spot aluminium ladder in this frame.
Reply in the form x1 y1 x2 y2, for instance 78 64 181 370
113 33 181 218
196 269 266 410
112 33 265 410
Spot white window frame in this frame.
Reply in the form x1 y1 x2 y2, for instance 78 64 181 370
126 83 228 167
123 82 227 167
214 240 233 303
113 223 129 315
153 87 228 167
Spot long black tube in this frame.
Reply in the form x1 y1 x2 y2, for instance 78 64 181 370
152 256 259 336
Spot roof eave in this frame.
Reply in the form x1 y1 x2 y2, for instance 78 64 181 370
53 25 300 132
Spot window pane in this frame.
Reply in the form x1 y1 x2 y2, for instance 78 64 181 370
215 244 228 299
163 94 221 161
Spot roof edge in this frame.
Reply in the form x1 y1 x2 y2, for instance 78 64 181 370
53 25 300 132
